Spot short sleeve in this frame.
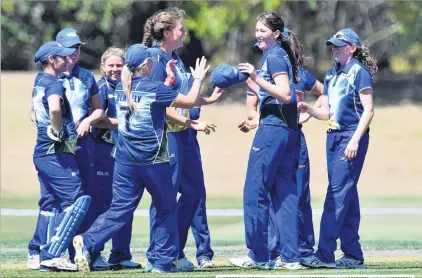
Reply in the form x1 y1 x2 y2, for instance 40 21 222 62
186 72 194 90
267 53 289 78
45 81 65 99
150 60 167 82
302 69 317 92
189 107 201 120
246 88 255 96
89 74 100 97
355 68 373 94
97 82 108 110
322 71 330 96
155 84 179 107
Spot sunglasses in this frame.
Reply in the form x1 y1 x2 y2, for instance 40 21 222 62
333 33 352 45
71 44 83 49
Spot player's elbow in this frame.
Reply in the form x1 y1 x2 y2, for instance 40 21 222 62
49 108 61 116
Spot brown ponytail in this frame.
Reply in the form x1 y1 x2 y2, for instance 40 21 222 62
257 12 300 83
142 17 156 47
284 29 308 68
142 7 186 47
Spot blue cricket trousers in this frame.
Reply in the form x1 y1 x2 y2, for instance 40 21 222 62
29 137 92 256
82 161 179 272
93 139 133 263
268 127 315 259
315 130 369 263
191 197 214 263
31 153 83 260
244 124 300 263
148 129 206 260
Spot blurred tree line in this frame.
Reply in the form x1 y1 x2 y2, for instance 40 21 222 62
2 0 422 104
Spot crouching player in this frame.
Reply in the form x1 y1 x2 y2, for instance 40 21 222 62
30 41 91 271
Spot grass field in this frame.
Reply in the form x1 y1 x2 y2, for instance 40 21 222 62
1 72 422 276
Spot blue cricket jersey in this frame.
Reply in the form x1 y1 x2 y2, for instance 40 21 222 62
112 76 179 165
149 47 193 132
32 72 77 157
91 76 118 144
58 65 100 125
295 66 317 103
256 43 298 130
323 58 373 131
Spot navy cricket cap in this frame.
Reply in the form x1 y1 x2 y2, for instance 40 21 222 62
34 41 75 65
125 44 152 72
210 64 249 88
326 28 361 47
56 28 85 47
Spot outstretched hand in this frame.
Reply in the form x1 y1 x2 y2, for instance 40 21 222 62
190 56 210 81
165 59 177 80
209 87 225 103
191 120 217 135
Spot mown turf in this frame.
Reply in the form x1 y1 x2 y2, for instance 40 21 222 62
2 195 422 209
1 261 422 277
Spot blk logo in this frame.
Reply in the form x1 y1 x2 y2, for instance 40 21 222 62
97 171 110 176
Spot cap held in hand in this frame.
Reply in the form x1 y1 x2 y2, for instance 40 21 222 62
210 64 249 88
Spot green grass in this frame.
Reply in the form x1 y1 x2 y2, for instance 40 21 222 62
1 261 422 277
1 214 422 249
2 195 422 209
1 214 422 276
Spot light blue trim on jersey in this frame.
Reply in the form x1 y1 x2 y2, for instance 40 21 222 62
32 72 78 157
59 66 98 125
325 60 372 131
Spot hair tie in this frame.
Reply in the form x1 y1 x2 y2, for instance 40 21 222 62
126 62 136 73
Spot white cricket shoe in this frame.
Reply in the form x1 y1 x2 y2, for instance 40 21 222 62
73 235 91 272
40 256 77 271
229 255 261 269
27 254 40 270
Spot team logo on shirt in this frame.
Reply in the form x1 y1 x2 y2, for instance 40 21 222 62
326 74 334 80
96 171 110 176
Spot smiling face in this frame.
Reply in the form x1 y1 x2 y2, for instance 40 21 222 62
331 44 356 67
255 21 280 52
49 55 68 73
103 55 124 82
165 19 186 51
66 45 81 69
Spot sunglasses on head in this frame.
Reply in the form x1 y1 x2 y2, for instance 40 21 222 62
333 33 352 45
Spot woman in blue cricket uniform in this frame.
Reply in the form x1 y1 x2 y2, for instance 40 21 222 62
72 44 211 273
88 47 140 270
30 41 81 271
299 28 377 269
54 28 105 259
142 7 222 271
229 12 302 270
265 28 324 266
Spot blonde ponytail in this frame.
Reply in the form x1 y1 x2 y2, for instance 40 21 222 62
121 58 152 111
121 65 135 111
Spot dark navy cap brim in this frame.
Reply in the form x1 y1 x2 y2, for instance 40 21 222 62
326 38 348 47
60 38 84 48
58 47 76 57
